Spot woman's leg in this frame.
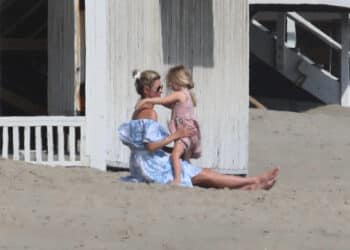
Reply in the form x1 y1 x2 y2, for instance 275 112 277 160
191 167 279 190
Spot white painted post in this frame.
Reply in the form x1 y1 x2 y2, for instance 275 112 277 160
47 126 54 163
13 126 19 160
74 0 83 115
85 0 108 170
2 127 8 158
58 126 64 162
69 126 75 161
276 12 287 72
35 126 42 162
24 127 30 161
80 125 86 162
341 13 350 107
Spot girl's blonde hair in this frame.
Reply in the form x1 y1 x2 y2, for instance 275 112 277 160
132 69 160 98
166 65 196 106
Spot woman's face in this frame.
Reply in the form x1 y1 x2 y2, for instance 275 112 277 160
145 79 163 98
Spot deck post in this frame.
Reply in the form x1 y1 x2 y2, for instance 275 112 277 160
276 12 287 72
85 0 109 170
0 51 2 114
340 13 350 107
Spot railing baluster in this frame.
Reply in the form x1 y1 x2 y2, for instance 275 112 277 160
80 125 85 162
47 126 54 163
35 126 42 162
58 126 64 162
69 126 75 162
24 126 30 161
2 126 8 159
13 126 19 160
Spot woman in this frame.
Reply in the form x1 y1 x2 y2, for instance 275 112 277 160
118 69 279 189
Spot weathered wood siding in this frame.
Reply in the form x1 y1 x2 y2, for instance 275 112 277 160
85 0 249 173
48 0 78 115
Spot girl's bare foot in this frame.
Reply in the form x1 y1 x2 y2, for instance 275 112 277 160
170 178 181 185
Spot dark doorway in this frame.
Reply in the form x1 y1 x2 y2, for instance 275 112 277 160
0 0 48 115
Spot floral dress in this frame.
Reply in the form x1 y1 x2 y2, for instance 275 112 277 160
118 119 202 187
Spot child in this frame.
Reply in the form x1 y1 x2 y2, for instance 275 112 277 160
137 65 201 185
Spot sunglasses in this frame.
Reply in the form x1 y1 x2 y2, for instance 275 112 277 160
155 84 163 93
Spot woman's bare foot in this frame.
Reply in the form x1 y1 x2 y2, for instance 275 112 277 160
243 177 277 191
257 167 279 183
261 178 276 190
248 167 279 190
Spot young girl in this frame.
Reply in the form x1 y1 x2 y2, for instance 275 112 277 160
137 65 201 185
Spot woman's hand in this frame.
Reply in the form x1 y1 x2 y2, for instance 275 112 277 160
174 127 195 139
145 127 195 152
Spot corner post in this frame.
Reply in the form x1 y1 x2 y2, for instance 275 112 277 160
276 12 287 73
85 0 109 170
341 13 350 107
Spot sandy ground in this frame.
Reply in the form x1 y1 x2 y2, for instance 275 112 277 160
1 105 350 250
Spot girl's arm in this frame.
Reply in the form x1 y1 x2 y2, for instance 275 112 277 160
145 127 194 152
137 92 185 110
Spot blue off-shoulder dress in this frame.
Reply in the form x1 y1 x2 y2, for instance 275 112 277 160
118 119 203 187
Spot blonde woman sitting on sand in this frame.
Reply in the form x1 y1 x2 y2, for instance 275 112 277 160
136 65 201 185
118 69 279 189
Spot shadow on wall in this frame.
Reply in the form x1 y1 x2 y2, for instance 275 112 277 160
159 0 214 68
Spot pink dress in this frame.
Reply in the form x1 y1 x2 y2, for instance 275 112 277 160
168 88 201 160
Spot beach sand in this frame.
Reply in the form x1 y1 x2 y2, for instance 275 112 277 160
1 105 350 250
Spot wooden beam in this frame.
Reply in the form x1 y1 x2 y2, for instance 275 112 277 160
0 39 47 51
2 0 45 37
249 96 267 109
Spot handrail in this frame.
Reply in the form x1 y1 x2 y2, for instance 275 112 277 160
251 19 270 33
286 12 342 51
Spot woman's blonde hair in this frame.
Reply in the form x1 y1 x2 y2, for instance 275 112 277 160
166 65 196 106
132 69 160 98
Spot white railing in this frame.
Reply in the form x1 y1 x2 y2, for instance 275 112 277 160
286 12 344 52
0 116 87 166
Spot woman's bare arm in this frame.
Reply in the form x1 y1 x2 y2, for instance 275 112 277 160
145 131 183 152
146 127 194 152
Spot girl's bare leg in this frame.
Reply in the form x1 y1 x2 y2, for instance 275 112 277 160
170 141 186 184
191 167 279 190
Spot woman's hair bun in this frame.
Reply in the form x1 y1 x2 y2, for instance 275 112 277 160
132 69 141 80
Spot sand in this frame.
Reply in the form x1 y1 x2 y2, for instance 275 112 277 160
1 105 350 250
